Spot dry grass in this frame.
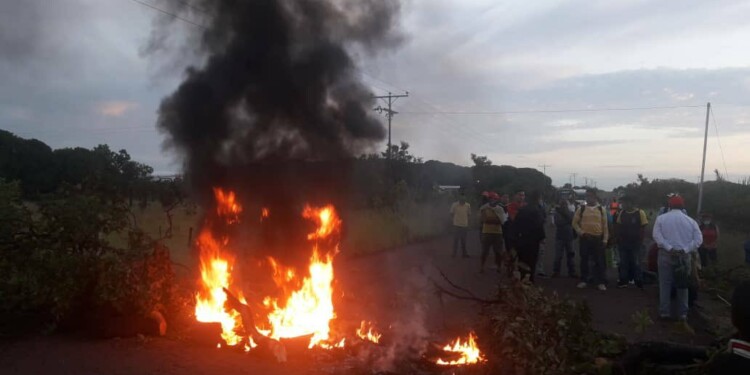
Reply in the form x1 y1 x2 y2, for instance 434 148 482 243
124 201 449 266
341 203 449 256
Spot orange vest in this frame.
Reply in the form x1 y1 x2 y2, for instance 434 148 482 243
610 202 620 217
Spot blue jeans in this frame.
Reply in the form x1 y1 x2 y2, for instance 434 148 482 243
618 242 642 283
658 249 691 319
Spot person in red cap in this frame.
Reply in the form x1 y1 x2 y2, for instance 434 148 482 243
698 213 720 268
652 195 703 322
479 192 507 274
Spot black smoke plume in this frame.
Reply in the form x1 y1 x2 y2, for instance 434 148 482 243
152 0 401 263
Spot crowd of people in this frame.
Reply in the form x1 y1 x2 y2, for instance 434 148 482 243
449 188 750 371
448 188 732 314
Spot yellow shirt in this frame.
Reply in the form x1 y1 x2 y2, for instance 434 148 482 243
480 204 506 234
450 202 471 227
572 205 609 243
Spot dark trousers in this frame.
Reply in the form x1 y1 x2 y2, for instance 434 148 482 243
698 247 718 267
452 226 468 256
580 235 606 285
480 233 504 270
517 239 541 282
553 239 575 275
618 241 642 283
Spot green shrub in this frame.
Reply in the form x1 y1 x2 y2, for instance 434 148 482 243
485 283 626 375
0 180 179 335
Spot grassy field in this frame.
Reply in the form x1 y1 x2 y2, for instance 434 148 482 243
125 201 450 270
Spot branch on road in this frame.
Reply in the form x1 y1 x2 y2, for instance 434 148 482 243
431 268 501 304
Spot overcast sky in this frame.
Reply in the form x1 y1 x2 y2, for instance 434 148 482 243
3 0 750 189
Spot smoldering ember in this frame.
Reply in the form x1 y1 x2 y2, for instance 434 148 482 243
2 0 750 374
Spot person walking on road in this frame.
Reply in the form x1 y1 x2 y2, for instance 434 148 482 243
573 189 609 291
515 190 546 283
479 192 507 274
615 195 648 289
449 196 471 258
652 195 703 322
552 198 577 278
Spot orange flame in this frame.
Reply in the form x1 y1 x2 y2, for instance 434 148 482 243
194 229 245 346
436 332 485 366
261 207 269 222
356 321 382 344
214 188 242 223
303 205 341 240
194 193 346 351
261 249 337 348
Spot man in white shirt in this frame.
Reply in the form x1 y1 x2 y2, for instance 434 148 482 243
450 196 471 258
652 195 703 321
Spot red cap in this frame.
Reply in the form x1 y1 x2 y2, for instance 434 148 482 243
668 195 685 208
488 192 500 201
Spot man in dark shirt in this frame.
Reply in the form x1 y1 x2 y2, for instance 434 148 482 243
615 195 648 289
552 198 576 277
706 280 750 374
514 190 546 283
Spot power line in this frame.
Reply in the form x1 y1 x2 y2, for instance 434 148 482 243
360 70 499 147
400 104 705 115
127 0 207 28
709 106 730 180
373 92 409 160
169 0 213 15
538 164 550 175
12 126 157 137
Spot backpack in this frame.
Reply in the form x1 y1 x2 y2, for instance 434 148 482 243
577 205 605 227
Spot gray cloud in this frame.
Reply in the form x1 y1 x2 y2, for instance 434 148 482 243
3 0 750 188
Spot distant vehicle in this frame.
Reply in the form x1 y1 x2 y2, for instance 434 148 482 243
557 188 587 207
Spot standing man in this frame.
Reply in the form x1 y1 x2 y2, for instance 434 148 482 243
505 190 527 247
506 190 526 221
615 196 648 289
698 213 720 268
535 197 550 278
652 195 703 322
553 198 576 278
515 190 547 283
449 196 471 258
573 189 609 291
479 192 507 273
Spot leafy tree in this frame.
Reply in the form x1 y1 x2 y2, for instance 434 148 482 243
471 153 492 167
381 141 423 163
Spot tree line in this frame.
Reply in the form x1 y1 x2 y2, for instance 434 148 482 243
615 173 750 232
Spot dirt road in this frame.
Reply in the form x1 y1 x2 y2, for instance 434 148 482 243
0 230 719 374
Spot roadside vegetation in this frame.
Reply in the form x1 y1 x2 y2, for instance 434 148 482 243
0 130 551 337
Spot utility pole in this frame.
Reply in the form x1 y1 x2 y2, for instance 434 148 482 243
697 102 711 217
570 173 577 187
584 177 589 187
538 164 551 175
373 91 409 160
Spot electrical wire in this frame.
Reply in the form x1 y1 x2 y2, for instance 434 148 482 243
709 106 730 181
127 0 207 28
400 105 705 115
12 126 158 138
